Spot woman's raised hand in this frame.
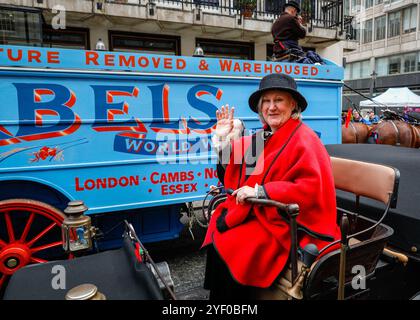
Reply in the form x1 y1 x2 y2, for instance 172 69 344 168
215 105 235 138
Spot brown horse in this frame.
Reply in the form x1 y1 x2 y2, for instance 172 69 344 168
412 124 420 148
342 122 372 144
372 120 419 148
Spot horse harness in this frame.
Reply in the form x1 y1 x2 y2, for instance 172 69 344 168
349 122 360 144
387 120 401 146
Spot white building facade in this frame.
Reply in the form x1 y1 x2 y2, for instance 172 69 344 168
343 0 420 107
0 0 352 64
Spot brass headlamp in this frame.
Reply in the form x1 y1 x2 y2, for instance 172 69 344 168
65 284 106 300
62 200 97 253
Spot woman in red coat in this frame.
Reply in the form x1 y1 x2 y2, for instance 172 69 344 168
202 73 341 299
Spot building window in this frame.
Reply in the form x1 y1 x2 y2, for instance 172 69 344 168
403 6 416 34
418 52 420 71
374 15 386 40
344 63 351 80
344 0 350 16
388 11 401 38
196 38 254 60
194 0 219 7
0 6 42 46
375 52 420 76
348 60 370 79
351 61 361 79
403 53 416 73
375 57 388 76
361 60 371 78
351 21 361 41
43 26 90 49
109 31 181 55
362 19 372 43
0 11 15 32
388 55 401 74
374 0 383 4
365 0 373 9
351 0 361 12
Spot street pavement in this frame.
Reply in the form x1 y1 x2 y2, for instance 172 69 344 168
146 218 209 300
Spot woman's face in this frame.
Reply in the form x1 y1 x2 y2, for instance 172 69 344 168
261 90 296 131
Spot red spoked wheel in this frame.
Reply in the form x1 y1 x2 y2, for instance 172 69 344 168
0 199 70 291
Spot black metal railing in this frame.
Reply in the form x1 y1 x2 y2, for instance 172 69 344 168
105 0 349 33
344 15 356 40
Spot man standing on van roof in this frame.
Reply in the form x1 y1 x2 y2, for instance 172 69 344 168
271 1 306 57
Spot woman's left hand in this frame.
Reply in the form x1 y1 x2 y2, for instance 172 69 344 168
232 186 255 205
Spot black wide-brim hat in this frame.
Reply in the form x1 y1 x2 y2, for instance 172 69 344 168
283 0 301 13
248 73 308 113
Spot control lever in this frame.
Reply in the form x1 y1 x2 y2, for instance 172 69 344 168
301 243 319 268
225 188 234 195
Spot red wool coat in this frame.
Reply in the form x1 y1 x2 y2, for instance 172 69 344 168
202 118 341 288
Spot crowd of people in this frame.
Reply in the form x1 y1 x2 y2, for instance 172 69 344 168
343 109 380 125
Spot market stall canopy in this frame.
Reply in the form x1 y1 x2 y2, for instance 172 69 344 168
360 87 420 108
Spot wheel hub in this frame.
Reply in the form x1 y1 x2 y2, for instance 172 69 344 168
0 199 68 285
6 258 19 269
0 243 31 275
